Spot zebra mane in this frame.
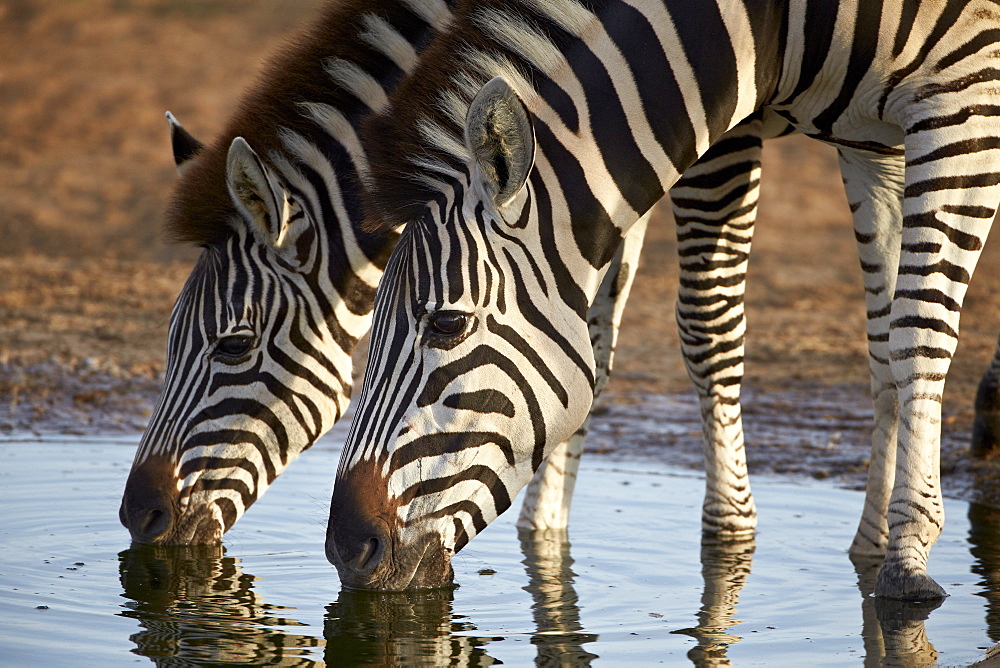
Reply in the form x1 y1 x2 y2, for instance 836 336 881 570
361 0 592 232
165 0 451 247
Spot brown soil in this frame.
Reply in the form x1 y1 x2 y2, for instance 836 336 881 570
2 1 999 502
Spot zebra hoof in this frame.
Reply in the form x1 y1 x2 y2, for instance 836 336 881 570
874 563 947 601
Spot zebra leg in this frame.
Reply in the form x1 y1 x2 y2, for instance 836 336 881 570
836 148 907 558
672 115 762 537
518 112 789 532
972 336 1000 456
873 111 1000 600
516 213 649 530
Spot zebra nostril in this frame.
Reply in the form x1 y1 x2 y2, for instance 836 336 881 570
139 508 171 541
343 534 386 575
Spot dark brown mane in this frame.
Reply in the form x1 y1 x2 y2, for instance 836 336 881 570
164 0 438 247
361 0 577 232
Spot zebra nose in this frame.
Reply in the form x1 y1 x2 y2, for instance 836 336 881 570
327 458 398 587
120 492 173 543
120 456 178 544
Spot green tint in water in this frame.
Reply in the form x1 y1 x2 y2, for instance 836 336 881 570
0 433 997 665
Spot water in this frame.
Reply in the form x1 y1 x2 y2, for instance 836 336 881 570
1 430 997 665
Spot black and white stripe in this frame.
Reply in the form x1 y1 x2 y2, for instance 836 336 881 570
118 0 449 544
331 0 1000 599
118 0 642 547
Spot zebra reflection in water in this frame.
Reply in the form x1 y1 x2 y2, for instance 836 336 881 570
323 588 495 664
118 544 321 665
969 502 1000 645
672 538 756 667
116 523 990 664
518 530 598 665
117 539 594 665
671 539 947 666
323 531 599 664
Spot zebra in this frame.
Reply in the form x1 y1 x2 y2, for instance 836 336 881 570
117 0 446 544
117 0 645 545
973 339 1000 455
328 0 1000 601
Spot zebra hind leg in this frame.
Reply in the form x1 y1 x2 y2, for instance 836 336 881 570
836 147 907 558
672 114 763 537
972 335 1000 456
516 213 649 530
872 101 1000 600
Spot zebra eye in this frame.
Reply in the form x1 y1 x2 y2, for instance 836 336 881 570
429 311 468 337
214 335 254 359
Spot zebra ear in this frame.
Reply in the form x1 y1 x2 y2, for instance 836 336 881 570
226 137 290 248
465 76 536 209
166 111 204 174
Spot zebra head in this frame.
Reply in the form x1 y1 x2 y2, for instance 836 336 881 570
121 116 370 545
327 77 613 589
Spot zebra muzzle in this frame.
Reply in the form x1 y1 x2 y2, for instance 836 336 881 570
328 515 391 583
326 457 455 590
120 453 222 545
326 519 455 591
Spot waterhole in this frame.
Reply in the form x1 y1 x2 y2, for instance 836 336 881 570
1 425 997 665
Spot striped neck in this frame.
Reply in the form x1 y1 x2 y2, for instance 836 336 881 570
364 0 786 230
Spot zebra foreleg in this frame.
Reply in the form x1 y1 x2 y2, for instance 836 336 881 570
872 107 1000 600
516 213 649 530
837 148 907 558
672 115 763 537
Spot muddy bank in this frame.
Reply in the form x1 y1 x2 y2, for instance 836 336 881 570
586 387 1000 510
0 357 161 435
3 351 999 510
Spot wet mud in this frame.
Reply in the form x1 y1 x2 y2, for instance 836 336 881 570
586 385 1000 510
